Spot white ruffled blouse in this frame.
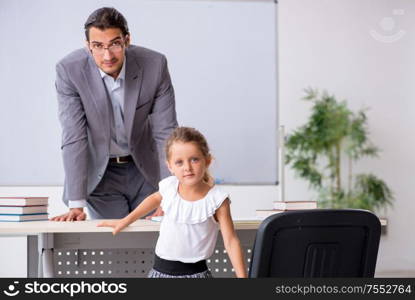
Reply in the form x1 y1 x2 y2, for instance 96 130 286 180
155 176 230 263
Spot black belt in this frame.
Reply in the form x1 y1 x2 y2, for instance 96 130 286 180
153 254 208 275
109 155 133 164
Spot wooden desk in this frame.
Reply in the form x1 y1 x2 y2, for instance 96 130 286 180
0 220 260 278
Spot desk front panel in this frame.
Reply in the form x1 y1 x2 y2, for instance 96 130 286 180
29 229 257 278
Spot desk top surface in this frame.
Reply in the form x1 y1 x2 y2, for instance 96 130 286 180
0 219 262 235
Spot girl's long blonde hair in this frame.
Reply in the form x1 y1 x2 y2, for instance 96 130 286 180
165 127 214 186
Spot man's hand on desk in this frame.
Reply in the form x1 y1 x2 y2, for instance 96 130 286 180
50 208 87 221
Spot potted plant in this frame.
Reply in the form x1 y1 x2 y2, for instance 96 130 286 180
285 88 394 211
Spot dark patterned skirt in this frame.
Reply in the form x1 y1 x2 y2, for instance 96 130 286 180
147 268 213 278
147 254 213 278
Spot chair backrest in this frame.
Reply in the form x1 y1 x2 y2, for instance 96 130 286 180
249 209 381 278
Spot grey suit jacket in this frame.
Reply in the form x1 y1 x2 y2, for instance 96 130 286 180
56 45 178 205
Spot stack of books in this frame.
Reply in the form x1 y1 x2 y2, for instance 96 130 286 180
0 197 49 222
256 200 317 218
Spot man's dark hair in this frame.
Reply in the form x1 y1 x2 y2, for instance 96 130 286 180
84 7 129 41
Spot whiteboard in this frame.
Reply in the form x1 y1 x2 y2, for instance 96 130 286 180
0 0 278 185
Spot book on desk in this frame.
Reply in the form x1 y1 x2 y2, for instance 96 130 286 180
0 197 48 222
0 197 48 206
256 200 317 218
0 213 49 222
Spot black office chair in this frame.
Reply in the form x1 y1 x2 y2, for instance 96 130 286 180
249 209 381 277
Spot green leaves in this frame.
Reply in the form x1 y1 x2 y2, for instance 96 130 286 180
346 110 379 160
285 88 393 211
352 174 394 210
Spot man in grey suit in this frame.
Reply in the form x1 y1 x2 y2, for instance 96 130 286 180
51 7 177 221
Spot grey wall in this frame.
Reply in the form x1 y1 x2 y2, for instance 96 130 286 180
279 0 415 275
0 0 278 185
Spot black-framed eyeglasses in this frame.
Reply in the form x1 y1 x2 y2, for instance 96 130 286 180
90 40 125 55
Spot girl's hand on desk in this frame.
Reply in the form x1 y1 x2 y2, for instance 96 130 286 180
97 219 128 235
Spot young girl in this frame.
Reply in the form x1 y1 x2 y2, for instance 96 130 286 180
97 127 247 278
